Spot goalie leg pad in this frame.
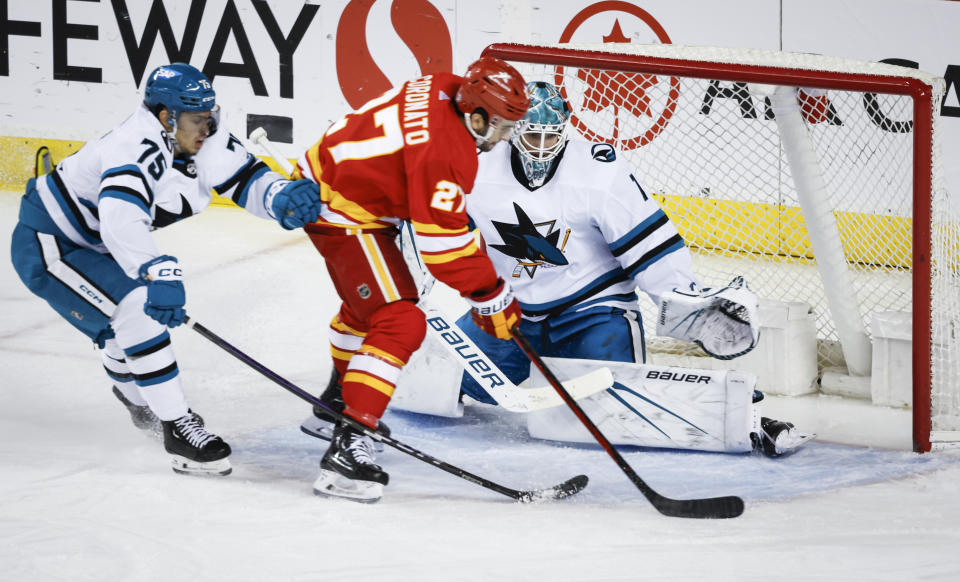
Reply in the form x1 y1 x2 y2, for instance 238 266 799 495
390 332 466 417
527 359 756 453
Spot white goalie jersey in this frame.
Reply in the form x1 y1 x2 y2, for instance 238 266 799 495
468 140 700 321
390 139 804 455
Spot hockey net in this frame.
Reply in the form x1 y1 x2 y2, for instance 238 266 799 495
482 43 959 452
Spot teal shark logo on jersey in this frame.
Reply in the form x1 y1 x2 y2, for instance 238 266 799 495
490 202 569 278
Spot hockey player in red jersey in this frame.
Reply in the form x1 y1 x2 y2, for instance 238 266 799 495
294 57 529 502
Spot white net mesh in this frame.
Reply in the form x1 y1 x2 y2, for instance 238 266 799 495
931 108 960 434
495 43 960 442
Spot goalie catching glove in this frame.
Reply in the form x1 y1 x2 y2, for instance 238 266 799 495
657 276 760 360
467 277 522 340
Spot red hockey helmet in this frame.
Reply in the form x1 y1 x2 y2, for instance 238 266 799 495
455 56 529 122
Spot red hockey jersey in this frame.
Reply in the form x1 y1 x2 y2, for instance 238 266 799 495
298 73 498 296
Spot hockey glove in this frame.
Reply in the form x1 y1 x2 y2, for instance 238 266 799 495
268 179 322 230
139 255 186 327
656 276 760 360
466 278 522 340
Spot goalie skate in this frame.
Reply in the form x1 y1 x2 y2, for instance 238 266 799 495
752 416 815 457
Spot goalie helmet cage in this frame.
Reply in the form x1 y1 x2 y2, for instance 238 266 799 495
481 42 959 452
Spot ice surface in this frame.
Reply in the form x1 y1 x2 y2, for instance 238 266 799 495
2 193 960 581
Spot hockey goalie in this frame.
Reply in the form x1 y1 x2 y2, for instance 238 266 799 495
365 81 814 457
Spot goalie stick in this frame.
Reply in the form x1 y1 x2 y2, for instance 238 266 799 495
512 327 745 519
185 316 588 502
399 221 614 411
249 127 614 413
418 303 613 412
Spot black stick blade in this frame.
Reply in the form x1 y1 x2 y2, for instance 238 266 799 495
517 474 589 503
652 494 745 519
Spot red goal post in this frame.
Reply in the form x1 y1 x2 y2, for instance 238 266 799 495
481 42 957 452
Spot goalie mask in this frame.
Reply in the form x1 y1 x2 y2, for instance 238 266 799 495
144 63 219 144
511 82 571 188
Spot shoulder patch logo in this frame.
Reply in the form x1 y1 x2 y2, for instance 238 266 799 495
173 158 198 178
591 143 616 162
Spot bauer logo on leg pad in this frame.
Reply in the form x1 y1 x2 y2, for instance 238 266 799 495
646 370 713 384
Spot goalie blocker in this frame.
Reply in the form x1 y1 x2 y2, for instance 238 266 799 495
392 342 813 456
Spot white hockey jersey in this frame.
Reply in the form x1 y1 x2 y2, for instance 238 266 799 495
468 140 699 320
32 105 284 278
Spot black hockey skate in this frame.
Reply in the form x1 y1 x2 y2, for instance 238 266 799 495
162 412 232 476
313 421 389 503
112 385 162 438
751 416 815 457
300 369 390 450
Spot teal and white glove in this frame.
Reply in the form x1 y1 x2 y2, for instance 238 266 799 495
138 255 186 327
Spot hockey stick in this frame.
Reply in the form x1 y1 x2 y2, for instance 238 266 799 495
249 126 295 175
184 316 588 502
249 127 614 413
420 303 613 412
399 222 614 412
512 327 745 518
